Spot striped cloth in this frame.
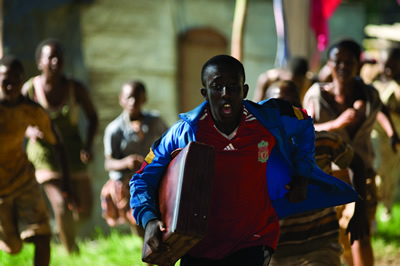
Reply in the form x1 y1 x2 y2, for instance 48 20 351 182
275 131 353 252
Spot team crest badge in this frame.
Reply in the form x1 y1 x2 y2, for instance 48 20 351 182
258 140 269 163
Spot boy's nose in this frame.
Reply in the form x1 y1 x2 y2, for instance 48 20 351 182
221 86 230 97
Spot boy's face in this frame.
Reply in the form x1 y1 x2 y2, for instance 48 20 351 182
38 44 64 75
0 65 23 103
328 47 359 83
201 64 248 135
119 84 146 119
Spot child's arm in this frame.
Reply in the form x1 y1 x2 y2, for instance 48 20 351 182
73 81 99 164
104 154 144 172
346 152 369 244
377 105 400 152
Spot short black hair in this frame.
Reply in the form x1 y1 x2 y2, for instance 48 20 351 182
0 55 24 75
35 38 64 63
123 80 146 95
327 39 362 62
201 54 245 86
286 56 308 76
267 80 301 108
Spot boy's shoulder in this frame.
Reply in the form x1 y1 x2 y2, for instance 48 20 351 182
142 109 162 118
105 112 125 132
246 99 309 120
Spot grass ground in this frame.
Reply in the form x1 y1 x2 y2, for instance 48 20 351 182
373 203 400 265
1 203 399 266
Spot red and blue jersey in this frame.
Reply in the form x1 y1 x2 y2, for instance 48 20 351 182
189 107 279 258
130 99 359 259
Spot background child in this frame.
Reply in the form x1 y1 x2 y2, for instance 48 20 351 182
0 56 69 266
101 80 167 241
22 38 99 253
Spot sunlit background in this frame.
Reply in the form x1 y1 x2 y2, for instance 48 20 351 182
1 0 399 258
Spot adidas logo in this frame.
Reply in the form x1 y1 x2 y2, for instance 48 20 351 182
223 143 236 151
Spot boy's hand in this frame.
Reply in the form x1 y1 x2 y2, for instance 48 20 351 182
285 175 308 203
145 219 168 253
124 154 145 171
347 202 370 244
80 147 93 164
25 125 44 142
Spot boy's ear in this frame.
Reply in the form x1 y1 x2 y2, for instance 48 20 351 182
243 84 249 99
201 87 208 100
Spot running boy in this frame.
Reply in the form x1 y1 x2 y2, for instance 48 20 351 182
0 56 68 266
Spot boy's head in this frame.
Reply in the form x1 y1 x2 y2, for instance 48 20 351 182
119 80 147 119
267 80 301 108
286 56 309 77
327 39 362 64
327 39 362 83
200 54 249 135
36 38 64 75
0 56 24 103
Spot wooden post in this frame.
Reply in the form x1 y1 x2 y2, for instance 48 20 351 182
0 0 3 59
231 0 248 62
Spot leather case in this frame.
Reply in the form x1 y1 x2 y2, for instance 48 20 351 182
142 141 215 265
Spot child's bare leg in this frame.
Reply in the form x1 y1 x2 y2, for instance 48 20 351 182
71 177 93 224
43 181 77 253
28 235 51 266
350 236 374 266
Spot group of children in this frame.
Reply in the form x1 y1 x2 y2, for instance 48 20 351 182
1 37 399 266
0 38 101 265
258 40 400 266
0 39 167 266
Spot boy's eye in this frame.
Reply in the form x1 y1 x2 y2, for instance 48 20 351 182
228 84 241 92
210 84 241 93
210 84 223 91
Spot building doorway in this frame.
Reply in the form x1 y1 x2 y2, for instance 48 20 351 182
178 28 228 112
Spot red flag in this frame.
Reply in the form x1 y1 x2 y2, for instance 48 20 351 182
310 0 341 51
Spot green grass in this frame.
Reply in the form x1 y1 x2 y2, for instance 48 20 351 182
372 203 400 264
0 228 145 266
1 204 399 266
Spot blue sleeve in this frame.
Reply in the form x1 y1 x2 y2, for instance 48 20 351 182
276 100 316 178
129 120 196 228
282 115 315 178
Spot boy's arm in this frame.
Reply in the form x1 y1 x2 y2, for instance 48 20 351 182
377 105 400 152
74 81 99 163
346 152 369 244
280 103 316 178
129 121 194 252
105 155 144 172
278 100 316 202
129 122 192 227
103 124 144 173
325 131 369 243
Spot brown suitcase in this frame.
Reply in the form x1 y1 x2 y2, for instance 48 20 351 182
142 141 216 265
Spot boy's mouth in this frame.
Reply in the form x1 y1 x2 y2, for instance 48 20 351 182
222 104 232 115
